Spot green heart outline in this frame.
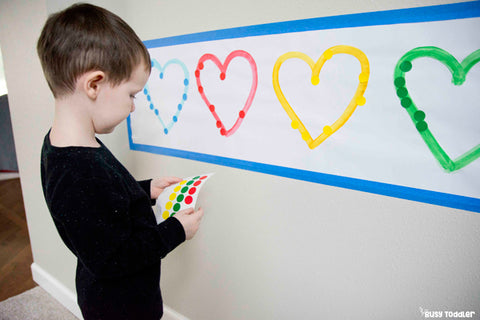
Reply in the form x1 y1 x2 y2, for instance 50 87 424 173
394 47 480 173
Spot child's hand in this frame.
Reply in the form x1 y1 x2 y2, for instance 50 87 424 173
174 207 204 240
150 177 182 199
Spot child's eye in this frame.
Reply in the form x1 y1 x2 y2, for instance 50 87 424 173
130 94 137 99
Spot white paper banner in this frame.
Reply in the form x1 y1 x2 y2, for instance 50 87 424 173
128 2 480 212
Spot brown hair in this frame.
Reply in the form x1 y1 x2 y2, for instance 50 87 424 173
37 3 151 98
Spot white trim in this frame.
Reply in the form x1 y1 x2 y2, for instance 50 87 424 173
0 172 19 181
31 263 83 319
31 262 189 320
163 305 191 320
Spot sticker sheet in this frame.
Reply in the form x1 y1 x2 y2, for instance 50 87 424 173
155 173 214 223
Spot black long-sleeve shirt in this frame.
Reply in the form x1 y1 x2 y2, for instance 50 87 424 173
41 131 185 320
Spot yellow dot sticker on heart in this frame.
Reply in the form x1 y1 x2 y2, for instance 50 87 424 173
272 45 370 149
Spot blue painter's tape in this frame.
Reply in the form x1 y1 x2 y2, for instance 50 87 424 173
127 116 480 213
144 2 480 48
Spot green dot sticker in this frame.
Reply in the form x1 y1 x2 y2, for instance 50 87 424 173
394 77 406 88
394 46 480 172
414 110 425 121
400 61 412 72
416 121 428 132
401 97 412 108
396 87 408 98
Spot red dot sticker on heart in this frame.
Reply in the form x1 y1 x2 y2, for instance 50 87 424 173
195 50 258 137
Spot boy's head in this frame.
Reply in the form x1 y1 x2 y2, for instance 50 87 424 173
37 3 151 98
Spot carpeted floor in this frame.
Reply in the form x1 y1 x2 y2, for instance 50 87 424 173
0 286 78 320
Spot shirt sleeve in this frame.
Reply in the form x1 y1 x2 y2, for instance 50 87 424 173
137 179 156 205
54 177 185 279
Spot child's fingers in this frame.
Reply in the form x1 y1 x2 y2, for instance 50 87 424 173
174 207 204 240
163 176 182 186
177 207 195 215
195 207 204 219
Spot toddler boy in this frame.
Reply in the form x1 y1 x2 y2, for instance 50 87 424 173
38 3 203 319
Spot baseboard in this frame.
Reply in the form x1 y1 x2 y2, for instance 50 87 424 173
31 262 83 319
163 305 191 320
30 262 189 320
0 172 19 181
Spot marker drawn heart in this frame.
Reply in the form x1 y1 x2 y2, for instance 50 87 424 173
272 45 370 149
195 50 258 137
143 58 190 135
394 47 480 172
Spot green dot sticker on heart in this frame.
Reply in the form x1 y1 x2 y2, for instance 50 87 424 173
155 173 214 223
393 46 480 173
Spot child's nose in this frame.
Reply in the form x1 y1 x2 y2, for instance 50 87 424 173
131 102 135 113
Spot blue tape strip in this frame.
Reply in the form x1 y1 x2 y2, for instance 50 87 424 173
144 1 480 48
130 2 480 213
127 119 480 213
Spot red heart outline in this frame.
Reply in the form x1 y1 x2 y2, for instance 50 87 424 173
195 50 258 137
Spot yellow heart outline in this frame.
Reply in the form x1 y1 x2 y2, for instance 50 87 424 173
272 45 370 149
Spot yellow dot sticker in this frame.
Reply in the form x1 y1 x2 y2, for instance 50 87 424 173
356 96 366 106
174 185 181 192
301 131 310 141
323 125 333 135
179 180 187 185
168 193 176 201
162 211 170 220
324 49 333 60
359 72 369 83
166 201 173 210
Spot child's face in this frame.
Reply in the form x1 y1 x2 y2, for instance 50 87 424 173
93 63 150 134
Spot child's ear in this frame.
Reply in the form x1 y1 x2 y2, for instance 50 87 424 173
84 71 106 100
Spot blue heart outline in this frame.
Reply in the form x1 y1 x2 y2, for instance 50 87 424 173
143 58 190 134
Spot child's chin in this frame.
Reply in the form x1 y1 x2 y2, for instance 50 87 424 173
98 127 116 134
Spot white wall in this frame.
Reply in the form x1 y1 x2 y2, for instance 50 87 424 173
0 0 61 280
1 0 479 319
0 47 7 95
